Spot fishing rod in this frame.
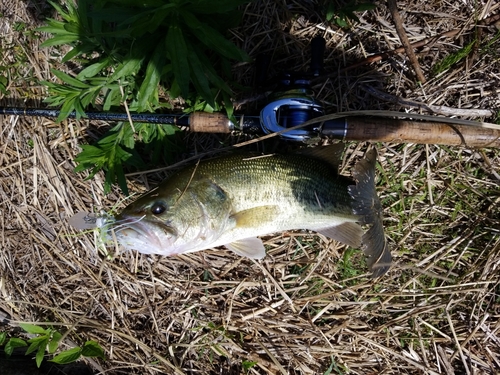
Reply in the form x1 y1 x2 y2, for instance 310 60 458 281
2 105 499 148
0 106 262 134
1 36 499 147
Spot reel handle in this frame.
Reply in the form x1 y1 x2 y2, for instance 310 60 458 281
310 36 325 77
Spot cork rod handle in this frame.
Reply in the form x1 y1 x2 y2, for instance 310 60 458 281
342 117 500 148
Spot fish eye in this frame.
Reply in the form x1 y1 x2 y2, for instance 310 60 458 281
151 202 168 215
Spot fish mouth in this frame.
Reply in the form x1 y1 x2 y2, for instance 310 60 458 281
111 216 174 254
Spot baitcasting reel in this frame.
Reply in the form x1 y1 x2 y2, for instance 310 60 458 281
259 36 328 142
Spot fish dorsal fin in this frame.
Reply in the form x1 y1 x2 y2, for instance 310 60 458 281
297 143 345 170
225 237 266 259
316 222 363 248
231 205 280 228
348 147 392 278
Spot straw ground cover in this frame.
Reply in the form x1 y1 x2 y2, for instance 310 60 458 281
1 0 500 374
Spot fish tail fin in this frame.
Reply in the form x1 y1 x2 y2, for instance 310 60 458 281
348 147 392 278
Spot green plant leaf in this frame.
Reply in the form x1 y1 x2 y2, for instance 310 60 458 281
25 336 49 368
19 323 49 335
80 85 103 108
63 21 80 34
0 74 9 95
194 49 232 93
36 342 46 368
26 336 48 355
51 69 90 89
74 124 145 195
36 19 68 34
186 0 250 14
47 0 77 23
40 34 81 47
335 17 349 28
183 12 249 61
77 59 111 79
351 2 376 12
114 160 128 194
73 97 87 118
61 44 92 63
187 48 213 106
111 57 144 81
74 144 106 162
165 25 189 99
222 90 234 121
4 338 27 356
106 0 165 6
242 360 257 370
81 340 105 359
50 347 82 365
326 2 335 21
102 86 122 111
48 331 62 354
77 0 91 32
325 1 376 27
145 6 172 33
432 40 475 75
56 96 77 122
0 332 7 345
137 42 166 111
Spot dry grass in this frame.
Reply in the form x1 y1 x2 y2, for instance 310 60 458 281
1 0 500 374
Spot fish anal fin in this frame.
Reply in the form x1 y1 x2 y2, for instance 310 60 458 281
297 143 345 170
316 222 362 248
225 237 266 259
231 205 279 228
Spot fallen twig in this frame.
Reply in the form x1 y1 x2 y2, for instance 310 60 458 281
363 86 494 117
387 0 427 83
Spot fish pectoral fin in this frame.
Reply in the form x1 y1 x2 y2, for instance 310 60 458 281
231 205 279 228
225 238 266 259
315 222 363 248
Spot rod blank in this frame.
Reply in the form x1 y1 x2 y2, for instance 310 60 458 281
2 106 499 148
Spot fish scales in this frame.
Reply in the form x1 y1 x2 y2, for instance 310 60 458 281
113 145 392 277
192 153 353 217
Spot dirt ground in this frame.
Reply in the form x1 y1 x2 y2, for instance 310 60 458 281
1 1 500 374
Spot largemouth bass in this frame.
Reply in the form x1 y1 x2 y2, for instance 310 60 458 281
113 144 391 277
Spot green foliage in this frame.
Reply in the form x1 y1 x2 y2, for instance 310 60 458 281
339 247 363 281
433 28 500 76
50 341 105 364
432 40 475 76
324 0 376 28
323 355 346 375
0 74 8 95
4 337 27 355
242 359 257 371
0 36 38 93
480 30 500 56
38 0 250 193
73 121 182 195
37 0 250 118
0 323 105 368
